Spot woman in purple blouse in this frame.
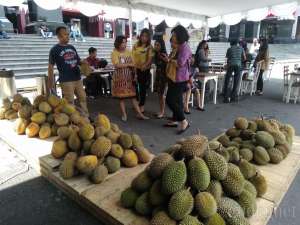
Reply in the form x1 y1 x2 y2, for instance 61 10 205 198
164 25 192 134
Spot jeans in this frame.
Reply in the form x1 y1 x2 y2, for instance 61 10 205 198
70 31 84 41
256 69 264 92
137 69 151 107
0 31 9 39
40 30 53 38
60 80 89 116
223 65 241 99
166 81 186 122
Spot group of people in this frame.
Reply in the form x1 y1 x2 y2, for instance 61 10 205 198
223 37 269 103
47 24 270 135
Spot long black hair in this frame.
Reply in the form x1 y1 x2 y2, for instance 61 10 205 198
155 38 167 54
171 25 189 44
259 37 268 52
137 28 151 47
195 40 208 55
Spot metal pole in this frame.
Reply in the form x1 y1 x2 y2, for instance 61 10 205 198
128 7 133 48
257 22 261 38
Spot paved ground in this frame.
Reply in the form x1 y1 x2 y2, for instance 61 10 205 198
0 79 299 225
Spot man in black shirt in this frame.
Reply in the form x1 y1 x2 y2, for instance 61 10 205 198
48 26 89 116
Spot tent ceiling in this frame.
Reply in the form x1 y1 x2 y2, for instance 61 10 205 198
131 0 297 17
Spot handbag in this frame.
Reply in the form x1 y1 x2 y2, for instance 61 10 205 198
166 60 177 82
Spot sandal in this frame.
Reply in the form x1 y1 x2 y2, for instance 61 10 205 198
177 122 190 135
164 122 178 128
196 107 205 111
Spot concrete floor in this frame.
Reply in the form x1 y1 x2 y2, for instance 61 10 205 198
0 79 299 225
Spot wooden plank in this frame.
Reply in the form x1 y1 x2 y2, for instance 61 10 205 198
258 152 300 206
292 136 300 155
0 120 55 171
250 198 274 225
39 155 61 172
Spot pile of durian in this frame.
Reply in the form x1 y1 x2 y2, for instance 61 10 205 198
0 94 152 184
120 130 270 225
215 117 295 166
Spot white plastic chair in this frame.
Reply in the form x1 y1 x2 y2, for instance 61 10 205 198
239 61 262 96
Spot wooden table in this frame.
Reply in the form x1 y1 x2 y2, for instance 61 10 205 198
195 72 219 108
286 71 300 103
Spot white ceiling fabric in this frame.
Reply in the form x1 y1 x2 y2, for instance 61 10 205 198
246 7 269 21
33 0 62 10
271 2 298 19
0 0 24 7
207 16 222 28
222 12 243 26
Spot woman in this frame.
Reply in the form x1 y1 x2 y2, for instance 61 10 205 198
250 38 260 58
132 28 153 113
195 40 211 73
153 39 168 118
165 25 192 135
111 35 149 121
255 37 269 95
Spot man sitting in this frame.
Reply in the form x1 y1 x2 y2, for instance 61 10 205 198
85 47 109 97
48 26 89 117
40 23 53 39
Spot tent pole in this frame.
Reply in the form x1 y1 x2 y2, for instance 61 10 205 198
257 22 261 39
128 6 133 48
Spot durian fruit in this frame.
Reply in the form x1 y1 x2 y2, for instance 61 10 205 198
206 180 223 202
18 105 32 119
162 161 187 195
5 110 18 120
221 163 245 197
276 143 291 158
236 190 257 218
217 197 245 225
135 192 152 216
280 124 295 141
227 146 240 163
256 119 273 132
46 113 54 124
51 139 68 159
95 126 110 137
244 180 257 198
2 98 11 110
122 149 138 167
111 123 120 133
119 133 133 149
204 150 228 181
25 122 40 137
135 147 152 163
149 180 167 206
54 113 69 126
249 172 267 197
13 93 23 103
164 144 182 156
59 152 78 179
120 187 139 208
226 128 241 138
11 102 22 111
47 94 60 108
39 124 52 139
79 123 95 141
152 207 166 217
132 133 144 148
240 129 255 140
51 124 59 136
168 189 194 221
14 118 29 135
94 114 111 130
180 134 208 158
208 141 222 151
240 140 256 150
90 164 108 184
239 148 253 161
205 213 226 225
76 155 98 174
33 95 47 108
57 126 73 139
106 130 120 144
267 147 284 164
269 131 287 145
91 136 112 158
253 146 270 165
234 117 248 130
179 215 203 225
132 170 153 192
62 103 76 115
238 159 257 179
70 112 82 125
31 112 46 124
110 144 124 158
215 147 230 162
0 107 6 119
232 137 242 143
217 135 231 147
151 211 176 225
194 192 217 218
254 131 275 149
39 101 52 114
148 153 174 178
68 131 82 152
82 139 95 154
188 158 210 191
104 156 121 173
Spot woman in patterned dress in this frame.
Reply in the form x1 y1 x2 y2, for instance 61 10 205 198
111 36 149 122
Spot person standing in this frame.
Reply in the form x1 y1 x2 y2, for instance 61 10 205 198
153 39 168 118
165 25 191 135
111 36 149 122
223 40 246 103
132 28 153 113
249 38 260 58
48 26 89 117
255 37 269 95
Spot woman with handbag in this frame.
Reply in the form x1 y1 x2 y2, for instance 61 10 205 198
132 28 153 114
111 35 149 122
165 25 192 134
